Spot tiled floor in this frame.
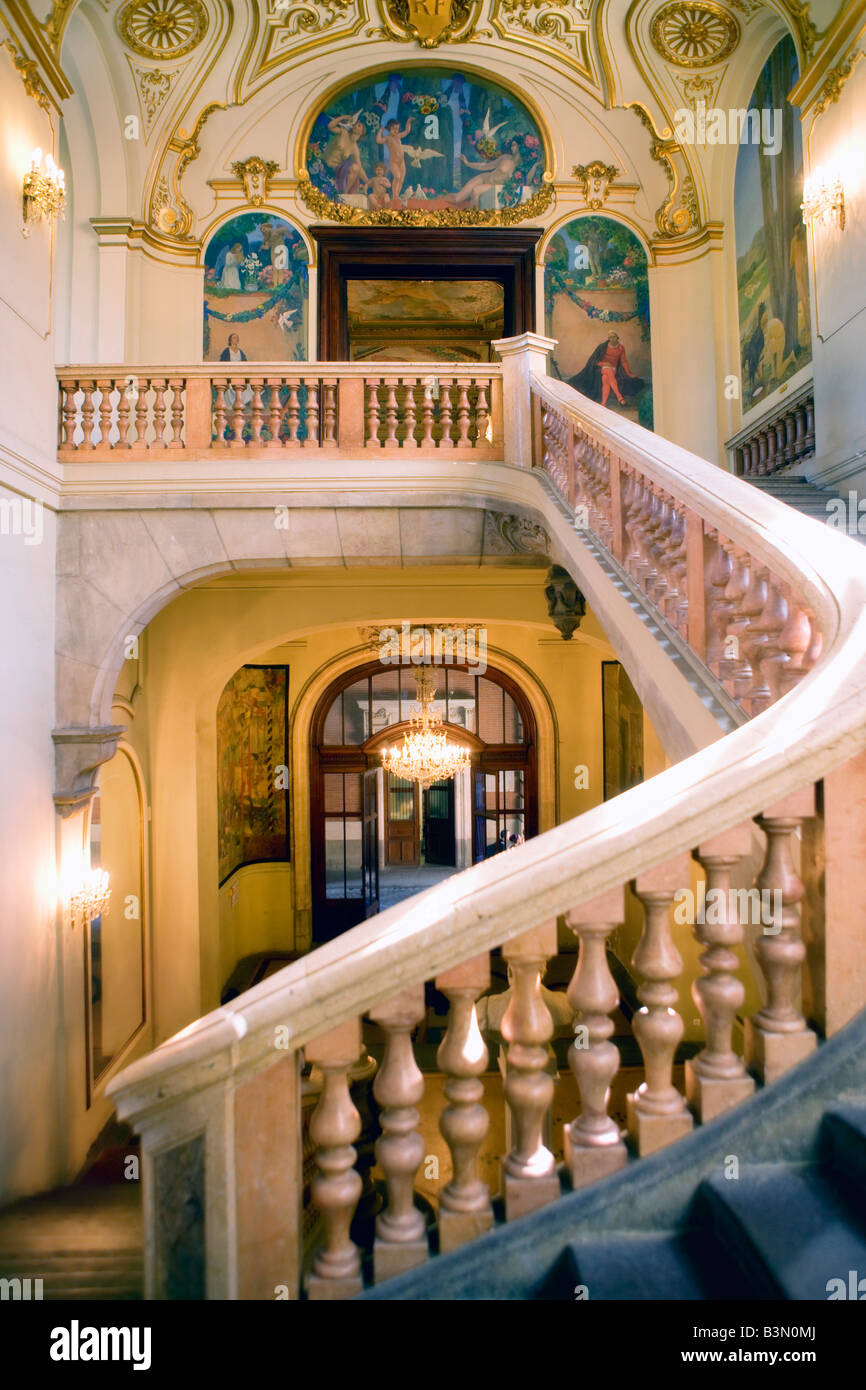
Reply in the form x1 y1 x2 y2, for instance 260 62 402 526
377 862 457 910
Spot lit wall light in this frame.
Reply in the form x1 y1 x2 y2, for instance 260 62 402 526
801 169 846 230
69 869 111 928
22 148 66 237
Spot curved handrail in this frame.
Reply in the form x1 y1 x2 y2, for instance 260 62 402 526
108 374 866 1127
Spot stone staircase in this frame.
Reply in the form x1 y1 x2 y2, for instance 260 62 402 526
745 475 864 537
0 1183 142 1301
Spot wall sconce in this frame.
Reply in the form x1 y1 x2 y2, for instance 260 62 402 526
22 148 66 237
801 170 846 230
69 869 111 928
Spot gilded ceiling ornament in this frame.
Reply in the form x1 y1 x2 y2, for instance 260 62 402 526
116 0 208 59
490 0 594 80
629 102 699 239
814 50 865 116
148 100 225 239
231 156 281 206
650 2 740 69
128 60 186 138
297 174 554 227
376 0 482 46
672 69 724 113
573 161 618 209
779 0 818 65
0 36 52 111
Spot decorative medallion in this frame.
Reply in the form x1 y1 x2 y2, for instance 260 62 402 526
377 0 482 47
116 0 208 59
128 59 186 138
231 156 281 206
572 161 618 209
650 2 739 69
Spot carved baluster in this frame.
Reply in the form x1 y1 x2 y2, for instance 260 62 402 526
717 547 750 689
435 955 493 1252
745 575 788 714
475 381 490 446
731 561 768 706
246 379 264 444
628 854 694 1156
96 379 113 450
705 533 734 671
365 381 381 445
322 379 338 447
745 788 818 1083
80 380 96 448
305 1019 364 1300
764 584 811 701
168 377 185 447
455 378 471 446
420 380 435 448
564 888 628 1187
757 431 768 475
501 922 559 1219
284 381 300 446
304 380 320 447
115 379 131 449
438 379 454 449
792 406 806 463
402 381 417 447
381 377 399 448
227 378 245 449
212 382 228 446
151 378 167 449
804 396 815 454
685 825 756 1122
132 380 150 448
368 986 427 1282
60 380 79 449
265 379 283 446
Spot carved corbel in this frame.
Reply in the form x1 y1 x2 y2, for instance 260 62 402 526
53 726 126 817
545 564 586 640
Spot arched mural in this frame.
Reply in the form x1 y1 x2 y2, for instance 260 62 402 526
301 68 549 224
734 34 811 410
544 217 653 430
203 212 308 361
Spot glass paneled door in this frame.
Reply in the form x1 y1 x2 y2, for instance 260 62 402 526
363 769 379 918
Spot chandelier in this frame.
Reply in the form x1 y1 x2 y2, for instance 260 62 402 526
382 667 471 789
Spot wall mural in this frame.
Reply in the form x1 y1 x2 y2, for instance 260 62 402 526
735 35 811 412
217 666 290 885
203 212 308 361
300 68 551 226
544 216 653 430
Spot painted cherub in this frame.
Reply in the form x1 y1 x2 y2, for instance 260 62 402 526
376 115 414 203
366 161 392 210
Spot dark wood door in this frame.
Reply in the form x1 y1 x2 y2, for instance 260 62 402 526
423 780 456 866
362 770 379 918
386 775 419 865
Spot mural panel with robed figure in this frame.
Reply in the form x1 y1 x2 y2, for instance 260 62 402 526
203 212 308 361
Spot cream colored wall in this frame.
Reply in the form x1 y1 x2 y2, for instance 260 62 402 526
132 564 634 1040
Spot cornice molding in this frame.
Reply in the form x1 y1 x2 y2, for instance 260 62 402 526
789 0 866 118
1 0 73 106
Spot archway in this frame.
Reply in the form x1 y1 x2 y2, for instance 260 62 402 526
310 658 537 941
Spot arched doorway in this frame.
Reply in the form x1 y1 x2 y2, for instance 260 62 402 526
310 660 537 941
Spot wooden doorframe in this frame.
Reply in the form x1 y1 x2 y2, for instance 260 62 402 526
312 227 541 360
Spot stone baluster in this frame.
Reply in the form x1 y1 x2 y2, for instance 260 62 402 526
475 381 490 445
628 854 694 1155
80 380 96 448
438 380 454 449
778 599 815 697
705 533 734 672
804 396 815 454
435 954 493 1253
745 574 787 714
501 921 559 1220
745 788 818 1083
685 825 756 1122
419 380 435 448
285 381 300 446
455 378 471 446
305 1019 364 1300
782 411 795 465
765 426 777 473
115 380 131 449
717 547 750 689
368 986 427 1282
265 379 283 446
564 888 628 1188
60 381 79 449
97 379 113 449
304 380 320 447
151 378 167 449
212 382 228 445
365 381 381 445
731 561 768 706
229 378 246 449
792 405 806 463
402 382 417 447
248 380 265 444
168 378 185 447
757 431 768 475
382 377 399 448
322 379 338 447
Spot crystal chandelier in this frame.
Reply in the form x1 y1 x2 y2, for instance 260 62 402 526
382 667 471 789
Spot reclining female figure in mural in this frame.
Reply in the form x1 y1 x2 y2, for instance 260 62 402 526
452 143 519 208
569 331 644 408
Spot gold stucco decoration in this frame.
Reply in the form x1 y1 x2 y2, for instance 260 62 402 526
650 1 739 69
231 156 281 206
297 172 554 226
116 0 208 60
572 161 618 209
375 0 482 46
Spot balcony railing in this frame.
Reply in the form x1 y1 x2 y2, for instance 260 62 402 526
727 382 815 478
56 363 503 461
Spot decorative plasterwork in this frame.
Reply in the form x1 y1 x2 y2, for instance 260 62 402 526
483 511 550 556
356 622 486 645
649 1 740 69
116 0 208 60
297 173 554 227
780 0 819 65
813 48 865 115
374 0 484 47
629 102 699 238
149 99 225 237
127 57 187 138
0 33 52 111
490 0 596 84
230 155 281 206
253 0 369 79
670 66 725 113
572 160 618 209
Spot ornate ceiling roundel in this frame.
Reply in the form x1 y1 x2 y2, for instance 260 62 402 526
116 0 208 60
650 1 740 69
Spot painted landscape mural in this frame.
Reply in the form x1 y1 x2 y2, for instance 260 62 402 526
217 666 290 885
545 216 653 430
203 212 308 361
735 35 811 411
304 69 546 216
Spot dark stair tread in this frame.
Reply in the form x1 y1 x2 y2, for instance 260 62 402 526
564 1231 739 1301
698 1165 866 1300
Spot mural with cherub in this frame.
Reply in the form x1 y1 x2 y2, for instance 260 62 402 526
544 216 653 431
303 69 546 219
203 212 308 361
